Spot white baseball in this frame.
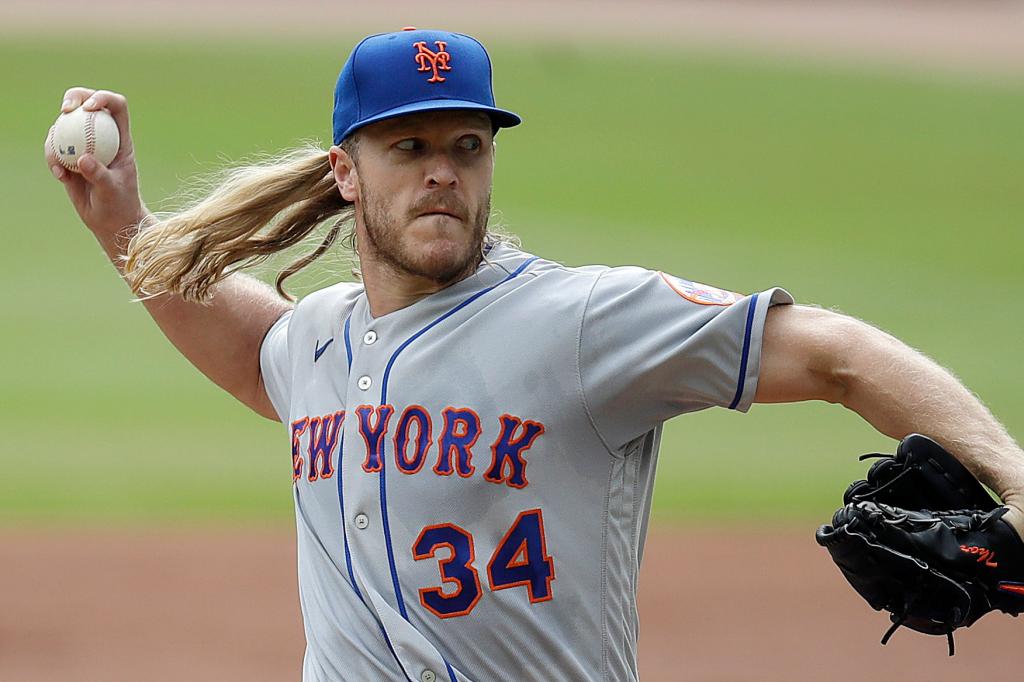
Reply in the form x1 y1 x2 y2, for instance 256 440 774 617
48 107 120 173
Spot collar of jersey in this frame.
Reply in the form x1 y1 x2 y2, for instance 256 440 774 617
353 243 538 328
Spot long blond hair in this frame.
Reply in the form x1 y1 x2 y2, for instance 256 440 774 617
124 143 352 303
124 139 519 303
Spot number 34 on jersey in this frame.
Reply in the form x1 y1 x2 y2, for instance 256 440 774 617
414 508 555 618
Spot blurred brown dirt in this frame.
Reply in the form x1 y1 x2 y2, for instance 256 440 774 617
3 1 1024 76
1 527 1021 681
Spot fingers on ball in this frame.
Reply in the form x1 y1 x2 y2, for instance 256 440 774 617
83 90 128 115
60 88 130 120
61 86 96 112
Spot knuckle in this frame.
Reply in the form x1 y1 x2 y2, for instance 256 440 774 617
92 90 129 110
63 86 94 101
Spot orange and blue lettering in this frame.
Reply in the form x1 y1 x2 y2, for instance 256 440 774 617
434 407 481 478
484 414 545 488
357 404 394 473
487 508 555 603
306 410 345 482
394 405 432 474
412 523 482 618
290 417 310 482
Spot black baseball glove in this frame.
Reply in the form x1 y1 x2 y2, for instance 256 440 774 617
815 434 1024 654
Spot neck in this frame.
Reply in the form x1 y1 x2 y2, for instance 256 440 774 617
359 259 445 318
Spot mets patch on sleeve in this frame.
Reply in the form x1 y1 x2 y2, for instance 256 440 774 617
658 271 743 306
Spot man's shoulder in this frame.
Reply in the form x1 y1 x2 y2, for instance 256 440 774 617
502 245 767 308
518 251 655 290
515 251 754 309
292 280 364 318
490 243 616 282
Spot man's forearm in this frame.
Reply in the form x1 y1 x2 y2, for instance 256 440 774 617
838 322 1024 523
95 218 292 420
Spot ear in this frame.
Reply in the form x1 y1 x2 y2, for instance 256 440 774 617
329 145 359 202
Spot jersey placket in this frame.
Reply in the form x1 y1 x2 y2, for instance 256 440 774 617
340 309 430 681
339 306 393 595
346 300 470 682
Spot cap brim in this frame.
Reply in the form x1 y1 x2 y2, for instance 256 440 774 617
337 99 521 143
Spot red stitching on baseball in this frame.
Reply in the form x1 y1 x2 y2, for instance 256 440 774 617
48 123 76 172
85 111 96 156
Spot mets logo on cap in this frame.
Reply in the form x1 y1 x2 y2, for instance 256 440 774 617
414 40 452 83
658 272 743 306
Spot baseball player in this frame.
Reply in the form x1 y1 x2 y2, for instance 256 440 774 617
47 28 1024 681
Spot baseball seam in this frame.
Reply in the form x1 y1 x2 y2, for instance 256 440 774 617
48 124 75 172
50 110 100 172
85 110 96 157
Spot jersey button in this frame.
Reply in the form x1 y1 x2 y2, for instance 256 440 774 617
420 671 436 682
357 375 372 390
363 330 378 345
354 513 369 530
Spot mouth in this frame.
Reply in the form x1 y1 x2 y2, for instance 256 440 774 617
418 209 464 221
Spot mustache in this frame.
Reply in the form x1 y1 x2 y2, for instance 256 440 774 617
408 193 469 221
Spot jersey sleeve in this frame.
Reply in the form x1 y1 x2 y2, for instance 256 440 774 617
579 267 793 450
259 309 294 423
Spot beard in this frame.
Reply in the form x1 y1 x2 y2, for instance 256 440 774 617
359 186 491 286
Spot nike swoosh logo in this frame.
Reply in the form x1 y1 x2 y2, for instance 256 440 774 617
314 338 334 363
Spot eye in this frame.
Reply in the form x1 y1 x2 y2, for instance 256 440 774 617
457 135 482 152
395 138 423 152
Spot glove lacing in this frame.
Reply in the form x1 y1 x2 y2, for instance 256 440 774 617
879 618 956 656
853 453 915 503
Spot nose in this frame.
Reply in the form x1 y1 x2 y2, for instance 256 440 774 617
425 152 458 189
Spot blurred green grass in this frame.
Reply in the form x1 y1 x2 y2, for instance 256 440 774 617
2 37 1022 525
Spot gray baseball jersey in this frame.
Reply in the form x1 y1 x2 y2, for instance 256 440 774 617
260 243 793 681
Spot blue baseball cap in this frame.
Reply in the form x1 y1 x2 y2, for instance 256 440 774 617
332 28 521 145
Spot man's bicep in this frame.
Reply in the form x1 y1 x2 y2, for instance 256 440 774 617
226 307 292 422
252 372 284 421
754 305 853 405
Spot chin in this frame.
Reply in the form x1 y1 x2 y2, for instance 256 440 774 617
425 247 479 281
404 236 480 284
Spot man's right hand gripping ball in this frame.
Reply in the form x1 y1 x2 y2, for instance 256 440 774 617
816 434 1024 654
